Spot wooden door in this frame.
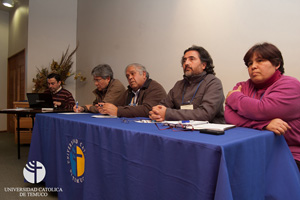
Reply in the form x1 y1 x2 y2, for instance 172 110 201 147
7 49 26 133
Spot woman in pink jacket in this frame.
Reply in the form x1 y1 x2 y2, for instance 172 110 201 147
225 42 300 171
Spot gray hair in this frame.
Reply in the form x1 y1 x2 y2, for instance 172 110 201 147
91 64 114 79
125 63 149 78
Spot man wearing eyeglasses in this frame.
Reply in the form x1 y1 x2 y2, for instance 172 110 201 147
98 63 167 117
74 64 126 113
149 45 225 123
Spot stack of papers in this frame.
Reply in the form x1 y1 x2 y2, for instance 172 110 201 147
185 123 235 131
162 120 235 134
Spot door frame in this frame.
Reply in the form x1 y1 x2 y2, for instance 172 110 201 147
7 49 26 133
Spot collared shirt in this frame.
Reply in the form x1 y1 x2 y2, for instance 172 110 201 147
129 89 140 106
53 86 62 94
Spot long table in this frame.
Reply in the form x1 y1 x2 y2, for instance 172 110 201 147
27 113 300 200
0 108 72 159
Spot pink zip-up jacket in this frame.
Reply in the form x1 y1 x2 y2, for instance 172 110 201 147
225 75 300 161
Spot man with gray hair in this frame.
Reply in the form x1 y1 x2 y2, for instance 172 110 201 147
74 64 125 113
99 63 166 117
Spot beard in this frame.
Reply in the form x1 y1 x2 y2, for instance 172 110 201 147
184 71 193 77
184 66 193 77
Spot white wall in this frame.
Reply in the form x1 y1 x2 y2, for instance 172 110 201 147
4 0 300 111
8 0 28 57
76 0 300 105
27 0 77 95
0 0 28 131
0 10 9 131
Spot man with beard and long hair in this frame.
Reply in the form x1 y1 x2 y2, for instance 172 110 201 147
149 45 225 123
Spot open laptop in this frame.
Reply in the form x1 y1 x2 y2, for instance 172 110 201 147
26 93 54 109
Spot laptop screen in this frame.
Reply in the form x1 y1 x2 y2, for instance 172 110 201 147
26 93 54 109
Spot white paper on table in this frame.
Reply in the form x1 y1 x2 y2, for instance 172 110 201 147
58 112 90 114
91 115 118 118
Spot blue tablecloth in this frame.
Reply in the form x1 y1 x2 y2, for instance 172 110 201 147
28 113 300 200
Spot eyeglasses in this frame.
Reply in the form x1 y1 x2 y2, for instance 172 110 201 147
121 118 137 124
155 123 194 132
121 118 194 132
93 78 104 83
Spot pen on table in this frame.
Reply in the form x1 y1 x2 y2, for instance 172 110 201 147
76 101 78 113
181 120 192 123
98 103 103 107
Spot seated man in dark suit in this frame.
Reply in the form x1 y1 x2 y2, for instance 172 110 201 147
73 64 126 113
99 63 167 117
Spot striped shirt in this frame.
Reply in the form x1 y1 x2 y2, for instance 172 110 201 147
44 87 75 110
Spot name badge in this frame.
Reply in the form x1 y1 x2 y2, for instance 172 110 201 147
180 104 193 110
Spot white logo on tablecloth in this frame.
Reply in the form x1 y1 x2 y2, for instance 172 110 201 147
23 161 46 184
